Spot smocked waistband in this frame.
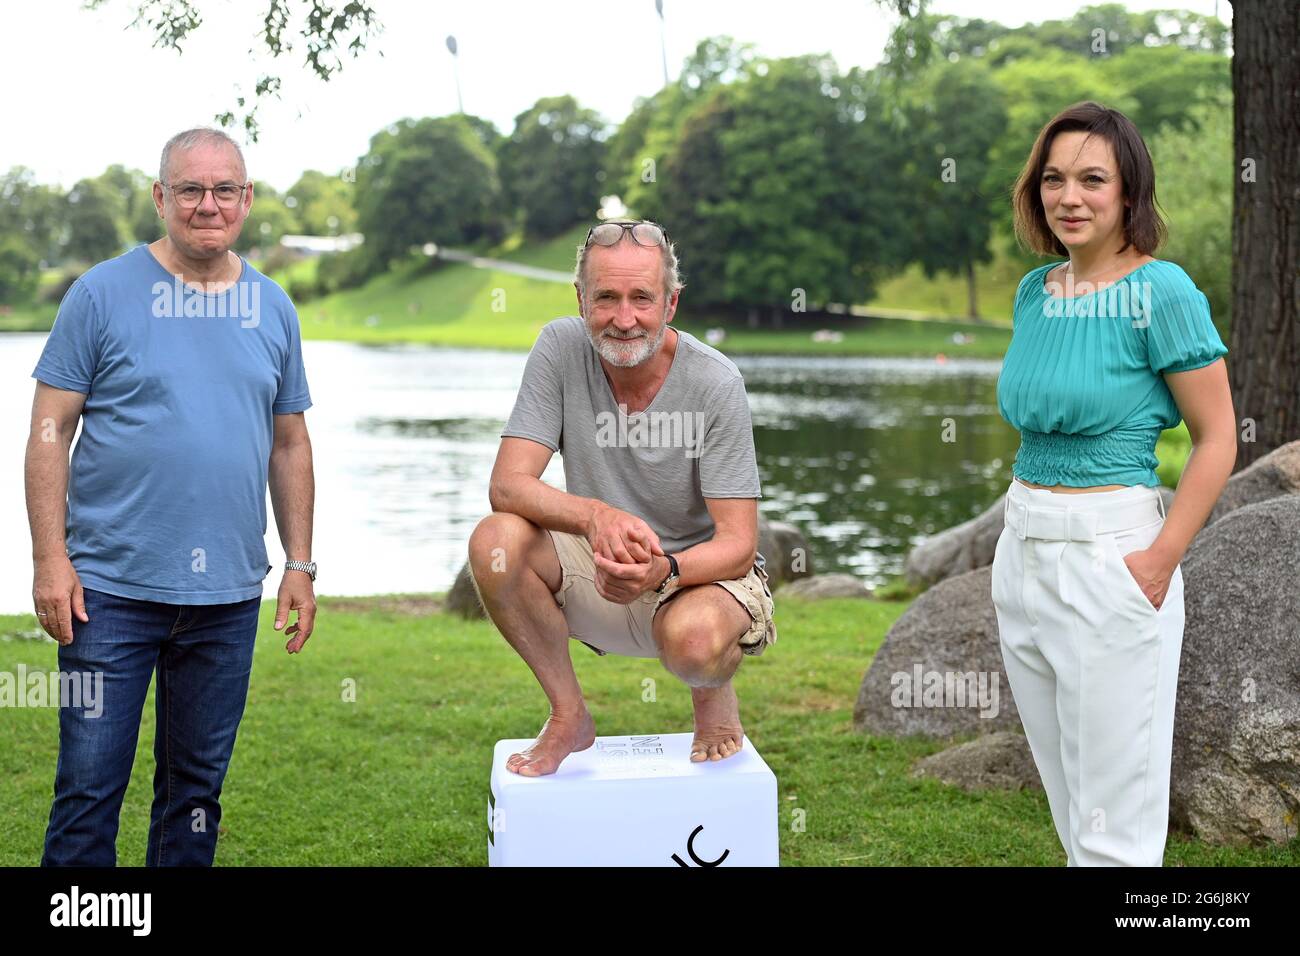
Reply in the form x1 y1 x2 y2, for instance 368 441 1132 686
1013 428 1162 488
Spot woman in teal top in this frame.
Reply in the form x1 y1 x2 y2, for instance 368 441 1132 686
999 257 1226 486
991 102 1236 867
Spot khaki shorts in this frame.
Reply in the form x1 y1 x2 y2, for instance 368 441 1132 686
547 529 777 660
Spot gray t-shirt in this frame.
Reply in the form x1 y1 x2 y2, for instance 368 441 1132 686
502 316 763 562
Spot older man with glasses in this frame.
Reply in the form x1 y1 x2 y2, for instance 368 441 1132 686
468 219 776 776
26 127 316 866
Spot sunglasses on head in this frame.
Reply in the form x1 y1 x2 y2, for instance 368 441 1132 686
584 220 670 249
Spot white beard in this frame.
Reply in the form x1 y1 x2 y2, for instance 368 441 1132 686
589 319 667 368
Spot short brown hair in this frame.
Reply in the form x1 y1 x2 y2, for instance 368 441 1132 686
1011 101 1166 257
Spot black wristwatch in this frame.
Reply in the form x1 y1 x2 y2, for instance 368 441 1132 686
655 553 680 593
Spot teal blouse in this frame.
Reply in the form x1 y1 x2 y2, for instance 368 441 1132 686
997 259 1228 487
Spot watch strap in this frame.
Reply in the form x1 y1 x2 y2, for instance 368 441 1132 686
655 552 679 593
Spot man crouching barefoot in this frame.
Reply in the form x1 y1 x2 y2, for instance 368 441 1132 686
468 220 776 776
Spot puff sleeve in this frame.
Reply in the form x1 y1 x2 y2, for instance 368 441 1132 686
1146 283 1228 375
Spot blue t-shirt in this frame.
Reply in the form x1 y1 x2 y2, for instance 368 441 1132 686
33 244 312 604
997 259 1227 487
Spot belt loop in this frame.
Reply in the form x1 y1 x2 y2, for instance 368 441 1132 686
1008 496 1027 540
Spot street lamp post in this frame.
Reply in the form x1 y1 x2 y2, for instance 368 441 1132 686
655 0 668 88
446 34 464 113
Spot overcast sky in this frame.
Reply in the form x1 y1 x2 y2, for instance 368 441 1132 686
1 0 1228 191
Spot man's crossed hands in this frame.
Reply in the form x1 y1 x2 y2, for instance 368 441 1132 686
586 503 671 604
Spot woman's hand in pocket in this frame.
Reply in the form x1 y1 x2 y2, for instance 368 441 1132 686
1120 547 1177 610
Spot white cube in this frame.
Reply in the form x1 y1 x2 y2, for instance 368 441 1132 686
488 732 779 867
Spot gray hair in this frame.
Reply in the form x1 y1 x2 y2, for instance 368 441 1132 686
574 228 685 306
159 128 247 183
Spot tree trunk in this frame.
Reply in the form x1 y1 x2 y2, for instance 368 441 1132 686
1228 0 1300 469
966 260 979 320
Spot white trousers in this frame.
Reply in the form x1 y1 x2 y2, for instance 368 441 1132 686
991 479 1185 866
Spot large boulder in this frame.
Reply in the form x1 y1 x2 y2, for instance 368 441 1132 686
445 562 486 620
1169 495 1300 845
776 573 871 600
912 731 1042 792
758 517 813 587
853 565 1022 739
1207 439 1300 524
903 496 1006 589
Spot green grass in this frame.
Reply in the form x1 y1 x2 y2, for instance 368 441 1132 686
866 261 1022 324
0 302 56 332
2 594 1293 866
492 226 586 270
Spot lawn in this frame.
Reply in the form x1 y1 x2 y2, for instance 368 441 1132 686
2 594 1293 866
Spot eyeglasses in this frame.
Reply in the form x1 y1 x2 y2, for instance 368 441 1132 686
585 220 670 249
163 182 249 209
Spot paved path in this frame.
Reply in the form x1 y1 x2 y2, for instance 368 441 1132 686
436 247 572 284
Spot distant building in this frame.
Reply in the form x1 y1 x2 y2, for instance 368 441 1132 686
277 234 364 256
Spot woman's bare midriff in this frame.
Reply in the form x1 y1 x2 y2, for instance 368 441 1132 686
1014 477 1128 494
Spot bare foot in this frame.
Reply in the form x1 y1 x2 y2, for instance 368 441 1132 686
506 708 596 777
690 683 744 762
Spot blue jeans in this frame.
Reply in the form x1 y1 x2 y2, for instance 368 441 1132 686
42 587 261 866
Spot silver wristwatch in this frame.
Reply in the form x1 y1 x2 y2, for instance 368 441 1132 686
285 560 317 581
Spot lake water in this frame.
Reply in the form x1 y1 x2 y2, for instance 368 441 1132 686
0 335 1016 613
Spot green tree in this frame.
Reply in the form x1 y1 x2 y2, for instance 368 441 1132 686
895 58 1009 317
499 95 607 239
1097 45 1230 135
1149 93 1232 330
286 169 357 236
635 56 906 317
608 36 757 204
94 164 163 243
354 114 507 269
0 167 66 265
0 234 41 303
64 178 125 263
